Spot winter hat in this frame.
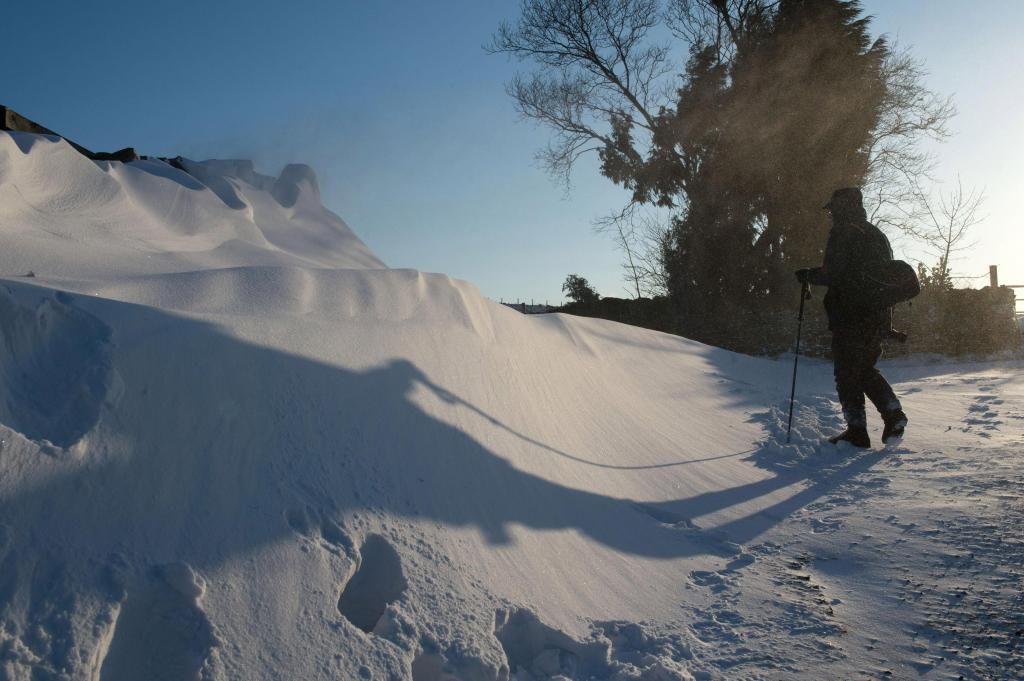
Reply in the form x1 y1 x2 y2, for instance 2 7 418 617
823 187 864 212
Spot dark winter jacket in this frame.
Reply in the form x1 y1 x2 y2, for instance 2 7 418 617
806 210 893 332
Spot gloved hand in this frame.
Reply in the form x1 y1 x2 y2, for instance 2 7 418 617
794 268 813 284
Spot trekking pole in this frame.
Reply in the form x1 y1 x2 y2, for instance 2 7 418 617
786 282 811 443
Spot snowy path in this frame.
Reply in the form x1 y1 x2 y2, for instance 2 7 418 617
652 363 1024 680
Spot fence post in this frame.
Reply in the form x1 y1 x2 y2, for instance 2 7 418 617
990 265 999 288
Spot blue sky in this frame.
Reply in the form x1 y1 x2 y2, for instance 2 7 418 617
2 1 1021 303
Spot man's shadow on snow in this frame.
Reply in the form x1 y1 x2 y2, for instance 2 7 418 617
1 284 887 578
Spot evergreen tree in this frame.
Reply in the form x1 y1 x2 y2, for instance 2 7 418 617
601 0 887 348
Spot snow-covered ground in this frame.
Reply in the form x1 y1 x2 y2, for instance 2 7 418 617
0 131 1020 680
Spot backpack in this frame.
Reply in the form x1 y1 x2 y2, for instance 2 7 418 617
857 259 921 309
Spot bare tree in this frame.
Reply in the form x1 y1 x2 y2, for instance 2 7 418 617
862 46 956 234
907 176 984 286
487 0 673 185
635 210 672 295
488 0 776 187
596 204 671 297
664 0 773 63
611 210 646 298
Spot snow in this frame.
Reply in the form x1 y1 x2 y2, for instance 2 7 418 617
0 130 1021 680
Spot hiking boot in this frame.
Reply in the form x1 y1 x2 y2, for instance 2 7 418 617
828 426 870 448
882 410 908 444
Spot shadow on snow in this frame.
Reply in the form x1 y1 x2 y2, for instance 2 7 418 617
0 282 887 576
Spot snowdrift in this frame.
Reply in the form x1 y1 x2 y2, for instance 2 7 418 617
2 131 1020 680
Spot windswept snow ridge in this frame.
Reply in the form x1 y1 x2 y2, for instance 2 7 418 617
1 130 1021 680
0 132 383 279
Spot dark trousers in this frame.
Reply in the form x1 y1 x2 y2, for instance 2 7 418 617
832 328 900 426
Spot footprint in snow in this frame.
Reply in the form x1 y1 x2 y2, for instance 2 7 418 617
98 563 218 681
285 505 356 558
337 534 407 634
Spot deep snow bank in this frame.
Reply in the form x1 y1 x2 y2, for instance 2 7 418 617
7 129 999 680
0 132 383 280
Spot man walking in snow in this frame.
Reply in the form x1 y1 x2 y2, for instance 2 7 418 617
795 187 908 448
